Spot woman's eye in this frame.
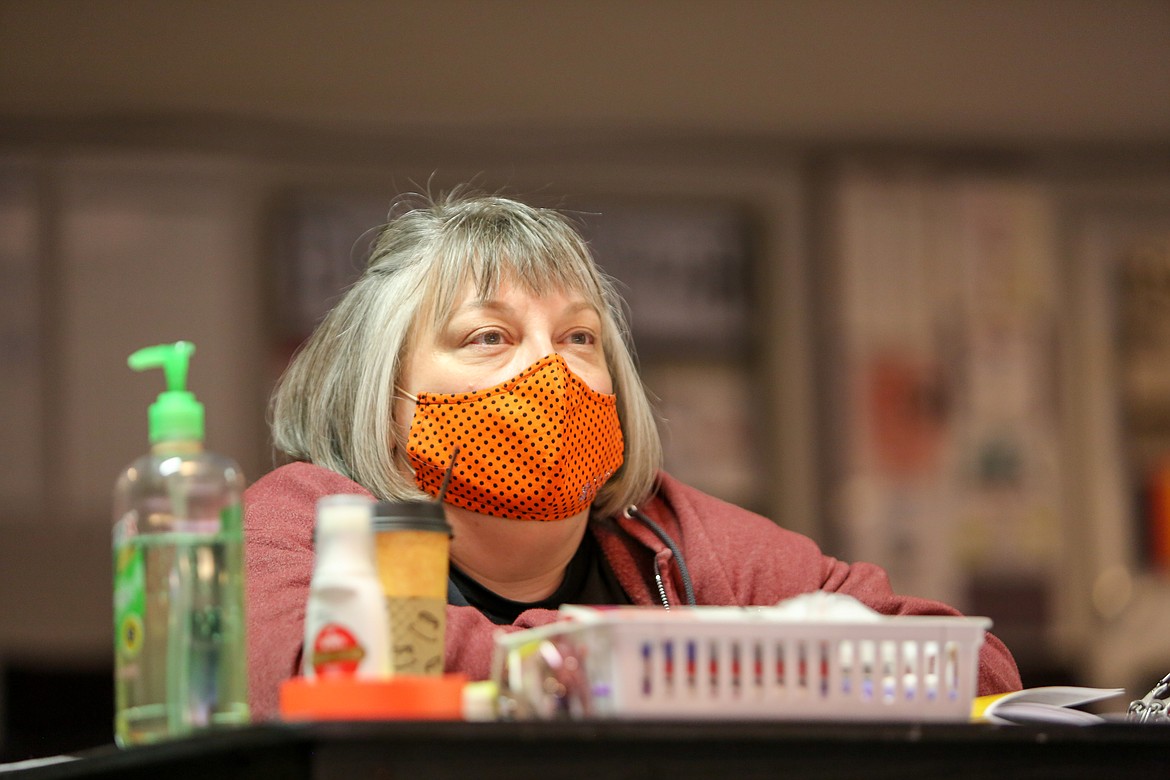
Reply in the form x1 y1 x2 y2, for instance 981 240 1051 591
566 330 596 346
469 329 505 346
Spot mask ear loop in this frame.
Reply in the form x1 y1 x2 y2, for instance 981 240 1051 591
436 446 461 504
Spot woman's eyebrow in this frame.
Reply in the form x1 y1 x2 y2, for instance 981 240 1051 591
454 298 513 318
454 298 596 317
442 296 598 329
563 300 599 317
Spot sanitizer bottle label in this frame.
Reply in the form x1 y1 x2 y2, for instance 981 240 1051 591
114 543 146 664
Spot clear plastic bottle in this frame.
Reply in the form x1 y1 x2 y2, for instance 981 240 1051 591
112 341 249 747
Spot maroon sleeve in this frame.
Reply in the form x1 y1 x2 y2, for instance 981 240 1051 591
444 604 565 681
243 463 371 721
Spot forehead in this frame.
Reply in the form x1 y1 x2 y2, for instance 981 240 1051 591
440 277 599 326
424 264 601 329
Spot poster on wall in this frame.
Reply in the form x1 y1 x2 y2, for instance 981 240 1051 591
1064 198 1170 695
1114 230 1170 571
834 168 1064 614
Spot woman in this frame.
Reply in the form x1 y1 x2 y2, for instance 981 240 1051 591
244 191 1021 720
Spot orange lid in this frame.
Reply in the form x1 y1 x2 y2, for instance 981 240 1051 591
279 674 468 721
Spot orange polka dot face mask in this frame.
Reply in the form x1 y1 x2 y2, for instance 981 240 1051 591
405 353 625 521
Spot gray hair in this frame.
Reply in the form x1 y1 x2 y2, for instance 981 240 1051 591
270 191 663 517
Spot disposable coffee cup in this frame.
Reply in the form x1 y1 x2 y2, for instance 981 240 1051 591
372 501 452 676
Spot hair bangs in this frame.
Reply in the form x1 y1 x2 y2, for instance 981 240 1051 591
422 215 606 333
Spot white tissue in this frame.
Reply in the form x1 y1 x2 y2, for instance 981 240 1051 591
770 591 882 622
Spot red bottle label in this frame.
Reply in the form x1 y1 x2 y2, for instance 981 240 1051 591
310 623 366 676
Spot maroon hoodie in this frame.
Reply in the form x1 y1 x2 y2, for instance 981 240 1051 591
244 462 1021 721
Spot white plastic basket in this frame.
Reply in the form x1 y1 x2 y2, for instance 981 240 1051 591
494 605 989 722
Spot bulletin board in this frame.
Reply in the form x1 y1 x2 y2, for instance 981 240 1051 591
831 166 1065 616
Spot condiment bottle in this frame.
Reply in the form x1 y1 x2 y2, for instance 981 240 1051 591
302 494 391 679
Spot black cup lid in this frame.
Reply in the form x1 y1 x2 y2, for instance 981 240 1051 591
372 500 453 534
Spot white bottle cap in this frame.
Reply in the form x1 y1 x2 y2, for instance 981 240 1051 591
315 494 374 535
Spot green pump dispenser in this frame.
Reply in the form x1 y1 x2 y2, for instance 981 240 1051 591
128 341 204 444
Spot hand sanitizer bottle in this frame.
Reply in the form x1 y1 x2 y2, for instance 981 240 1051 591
112 341 250 747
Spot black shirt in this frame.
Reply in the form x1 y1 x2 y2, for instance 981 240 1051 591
447 530 631 625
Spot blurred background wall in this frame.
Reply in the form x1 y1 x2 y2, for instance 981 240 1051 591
1 0 1168 758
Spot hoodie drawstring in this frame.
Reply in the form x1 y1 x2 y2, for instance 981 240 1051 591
624 505 697 608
